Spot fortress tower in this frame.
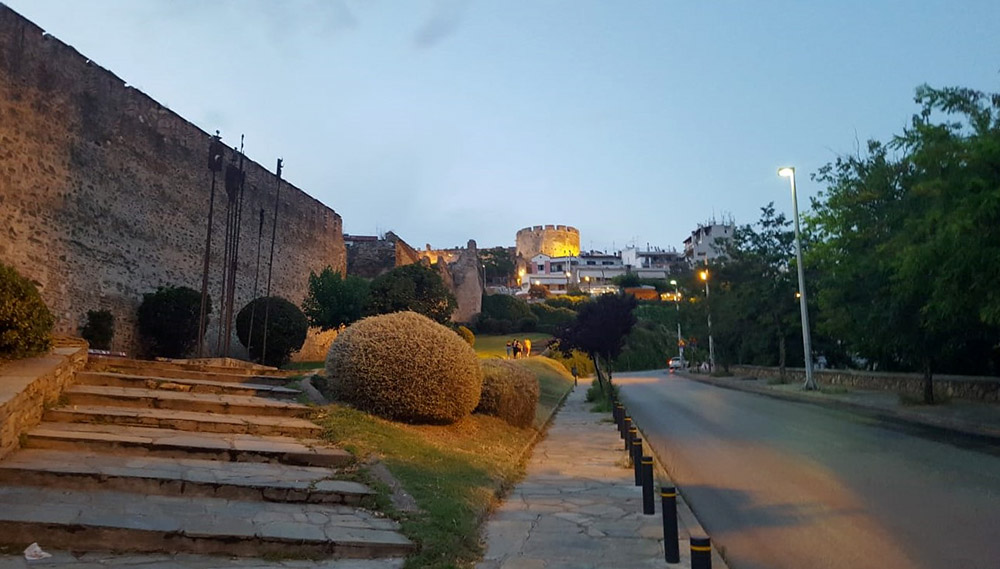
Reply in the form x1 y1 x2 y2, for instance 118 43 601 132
515 225 581 260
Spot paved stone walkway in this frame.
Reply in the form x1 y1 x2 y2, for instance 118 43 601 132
0 552 403 569
478 385 707 569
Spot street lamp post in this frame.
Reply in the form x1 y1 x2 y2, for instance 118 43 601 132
699 269 715 372
778 166 817 391
670 279 684 367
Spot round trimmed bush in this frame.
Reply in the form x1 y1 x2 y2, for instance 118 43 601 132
80 309 114 350
236 296 308 367
475 359 539 428
456 325 475 347
138 285 204 358
325 311 483 424
0 263 54 359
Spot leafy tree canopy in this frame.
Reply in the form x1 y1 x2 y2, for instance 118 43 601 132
366 263 457 324
556 293 637 361
301 267 370 330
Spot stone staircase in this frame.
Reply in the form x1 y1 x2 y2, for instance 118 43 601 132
0 357 414 560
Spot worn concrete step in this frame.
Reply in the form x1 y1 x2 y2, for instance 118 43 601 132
44 405 322 437
63 385 312 417
0 486 414 558
75 370 301 400
88 357 293 382
0 449 372 505
25 422 352 467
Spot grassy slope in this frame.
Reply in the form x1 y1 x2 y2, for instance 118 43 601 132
312 356 574 569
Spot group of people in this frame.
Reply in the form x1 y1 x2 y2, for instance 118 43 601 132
505 338 532 359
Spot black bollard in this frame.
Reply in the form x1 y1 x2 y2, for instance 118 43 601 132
661 486 680 563
622 416 631 443
631 437 643 484
691 536 712 569
627 426 638 453
641 457 654 514
614 403 623 430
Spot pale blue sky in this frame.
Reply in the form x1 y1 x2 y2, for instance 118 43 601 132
6 1 999 252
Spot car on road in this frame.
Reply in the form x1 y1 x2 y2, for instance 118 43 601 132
668 357 683 370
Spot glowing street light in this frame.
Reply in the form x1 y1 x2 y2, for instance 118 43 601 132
699 269 715 371
779 166 817 391
670 279 684 367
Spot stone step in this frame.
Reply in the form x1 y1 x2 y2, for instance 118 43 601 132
24 422 353 467
0 449 372 505
63 385 312 417
88 357 292 381
75 370 301 400
44 405 322 437
0 486 414 558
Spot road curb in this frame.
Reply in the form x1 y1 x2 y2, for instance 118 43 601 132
683 372 1000 444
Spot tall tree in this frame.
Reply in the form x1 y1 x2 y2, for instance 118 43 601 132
301 267 370 330
365 263 457 324
556 293 637 382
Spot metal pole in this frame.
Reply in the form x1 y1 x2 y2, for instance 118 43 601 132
261 158 283 364
197 133 224 357
672 280 684 367
704 268 715 372
246 207 264 356
785 168 816 390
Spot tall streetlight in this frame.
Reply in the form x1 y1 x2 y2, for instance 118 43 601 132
778 167 817 391
699 269 715 372
670 279 684 367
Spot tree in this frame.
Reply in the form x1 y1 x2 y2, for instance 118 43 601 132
366 263 457 324
137 285 205 358
809 84 1000 402
556 293 637 378
301 267 370 330
479 247 516 286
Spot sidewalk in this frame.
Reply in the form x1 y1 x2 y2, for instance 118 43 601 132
477 386 725 569
684 371 1000 442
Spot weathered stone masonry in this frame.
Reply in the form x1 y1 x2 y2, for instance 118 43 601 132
0 5 346 354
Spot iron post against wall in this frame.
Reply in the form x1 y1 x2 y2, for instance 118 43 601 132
197 132 225 357
261 158 283 364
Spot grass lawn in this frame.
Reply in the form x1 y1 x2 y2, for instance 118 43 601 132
311 357 574 569
474 333 553 359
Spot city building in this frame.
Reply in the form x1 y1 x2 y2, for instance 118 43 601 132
683 220 735 264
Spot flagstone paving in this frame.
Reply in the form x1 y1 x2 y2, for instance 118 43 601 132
477 386 724 569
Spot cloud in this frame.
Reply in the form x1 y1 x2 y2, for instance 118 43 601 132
413 0 469 49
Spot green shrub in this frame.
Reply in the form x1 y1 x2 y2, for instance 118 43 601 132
325 311 483 424
0 263 53 359
475 316 512 335
137 285 204 358
80 309 114 350
475 359 539 428
530 302 576 333
456 325 475 347
302 267 370 329
546 344 595 377
236 296 308 367
480 294 532 322
545 295 589 310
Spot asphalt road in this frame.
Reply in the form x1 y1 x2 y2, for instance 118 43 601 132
615 370 1000 569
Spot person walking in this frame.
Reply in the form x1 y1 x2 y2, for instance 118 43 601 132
512 339 521 359
571 364 578 387
523 338 532 358
505 341 512 359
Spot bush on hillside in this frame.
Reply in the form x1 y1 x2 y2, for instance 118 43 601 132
476 359 539 428
302 266 370 329
477 294 538 333
137 285 204 358
456 325 475 347
80 309 114 350
236 296 308 367
529 302 576 333
545 342 596 377
0 263 54 359
325 311 483 424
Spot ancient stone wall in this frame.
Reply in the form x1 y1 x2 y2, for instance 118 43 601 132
515 225 580 260
448 240 483 324
0 6 345 355
730 365 1000 403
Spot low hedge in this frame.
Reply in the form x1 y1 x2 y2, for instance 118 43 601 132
475 359 539 428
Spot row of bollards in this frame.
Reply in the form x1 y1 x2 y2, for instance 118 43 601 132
612 396 712 568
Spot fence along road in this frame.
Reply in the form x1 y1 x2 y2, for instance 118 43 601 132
615 369 1000 569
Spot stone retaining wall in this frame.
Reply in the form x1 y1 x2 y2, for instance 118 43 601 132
730 365 1000 403
0 346 88 460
